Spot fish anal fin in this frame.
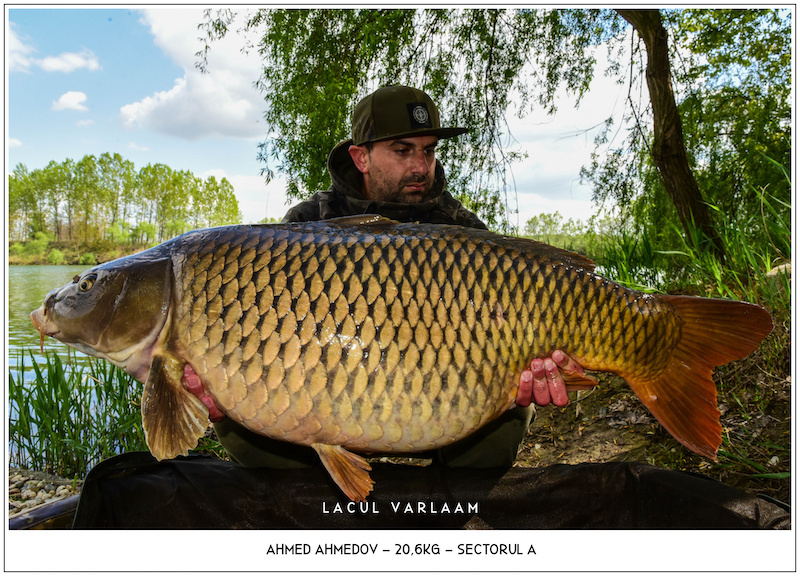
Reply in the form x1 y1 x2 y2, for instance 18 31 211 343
625 296 773 461
562 370 599 391
312 443 374 502
142 352 210 461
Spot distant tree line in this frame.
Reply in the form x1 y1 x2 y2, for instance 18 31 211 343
8 152 243 244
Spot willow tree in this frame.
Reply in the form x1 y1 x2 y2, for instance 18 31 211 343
198 8 790 246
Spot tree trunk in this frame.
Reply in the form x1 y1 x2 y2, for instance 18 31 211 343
617 9 725 259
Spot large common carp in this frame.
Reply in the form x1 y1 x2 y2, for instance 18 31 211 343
31 216 772 501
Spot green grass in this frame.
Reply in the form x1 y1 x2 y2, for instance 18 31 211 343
523 186 791 503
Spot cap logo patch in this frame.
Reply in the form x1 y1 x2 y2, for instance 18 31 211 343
407 103 432 128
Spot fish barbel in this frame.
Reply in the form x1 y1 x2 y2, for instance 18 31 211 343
30 216 773 501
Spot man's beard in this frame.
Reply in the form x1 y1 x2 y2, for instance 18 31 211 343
368 173 434 204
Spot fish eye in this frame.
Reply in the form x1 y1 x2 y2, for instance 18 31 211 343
78 274 97 292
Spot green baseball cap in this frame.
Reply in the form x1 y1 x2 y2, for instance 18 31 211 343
351 85 468 146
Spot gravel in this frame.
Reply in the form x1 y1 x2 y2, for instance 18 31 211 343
8 467 83 521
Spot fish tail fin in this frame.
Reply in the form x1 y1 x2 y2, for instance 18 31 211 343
626 295 773 460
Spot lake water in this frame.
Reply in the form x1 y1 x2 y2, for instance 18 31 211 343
8 265 95 380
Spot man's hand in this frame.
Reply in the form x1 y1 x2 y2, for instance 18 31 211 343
183 364 226 422
516 350 584 408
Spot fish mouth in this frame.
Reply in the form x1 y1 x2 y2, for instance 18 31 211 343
30 307 61 351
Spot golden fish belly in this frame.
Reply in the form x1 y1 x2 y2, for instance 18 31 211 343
172 223 680 452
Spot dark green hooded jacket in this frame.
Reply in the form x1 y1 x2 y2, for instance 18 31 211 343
283 140 487 229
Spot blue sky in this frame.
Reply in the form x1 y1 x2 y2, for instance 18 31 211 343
7 7 622 227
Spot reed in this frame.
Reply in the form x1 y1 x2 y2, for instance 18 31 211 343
9 351 228 477
9 351 147 478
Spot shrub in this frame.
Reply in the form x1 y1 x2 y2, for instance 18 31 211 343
46 249 65 265
23 232 50 257
80 252 97 265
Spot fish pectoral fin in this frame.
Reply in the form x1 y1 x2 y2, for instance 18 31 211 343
312 443 374 502
141 352 210 461
562 370 599 391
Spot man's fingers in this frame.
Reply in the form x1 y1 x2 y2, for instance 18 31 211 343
516 370 534 407
531 358 552 406
202 397 226 422
544 357 570 407
183 364 203 395
182 364 226 422
551 349 585 375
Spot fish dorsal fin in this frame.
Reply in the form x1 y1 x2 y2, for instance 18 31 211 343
312 443 374 502
323 214 397 227
396 222 596 272
324 216 595 270
141 352 210 460
475 232 595 271
520 238 595 271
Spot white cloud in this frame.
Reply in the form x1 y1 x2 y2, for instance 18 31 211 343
128 142 150 152
37 49 101 73
120 9 265 141
9 23 100 73
8 25 36 72
9 138 22 148
52 91 89 111
76 119 94 127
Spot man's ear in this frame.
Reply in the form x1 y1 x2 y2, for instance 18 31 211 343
348 145 370 174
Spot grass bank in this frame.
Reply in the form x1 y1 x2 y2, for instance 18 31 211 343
523 189 791 504
8 233 149 266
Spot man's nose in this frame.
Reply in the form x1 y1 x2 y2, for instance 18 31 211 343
410 151 430 175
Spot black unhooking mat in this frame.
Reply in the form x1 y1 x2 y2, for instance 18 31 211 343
71 452 790 529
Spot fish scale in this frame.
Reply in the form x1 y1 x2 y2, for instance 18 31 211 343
176 222 656 454
179 225 521 452
31 216 773 501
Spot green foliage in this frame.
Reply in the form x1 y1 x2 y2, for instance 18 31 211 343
22 231 51 257
198 8 622 230
9 352 227 475
130 222 157 245
47 249 66 265
522 211 592 255
583 9 791 252
79 252 97 266
107 222 130 243
590 181 791 317
8 153 244 246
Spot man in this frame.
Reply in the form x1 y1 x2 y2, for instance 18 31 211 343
184 85 586 468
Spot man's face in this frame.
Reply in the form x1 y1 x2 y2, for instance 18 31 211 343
350 135 438 204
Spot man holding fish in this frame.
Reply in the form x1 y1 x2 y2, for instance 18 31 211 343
183 85 586 470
